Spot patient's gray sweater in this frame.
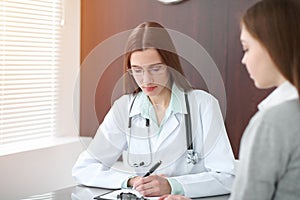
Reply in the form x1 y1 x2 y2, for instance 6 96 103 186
230 99 300 200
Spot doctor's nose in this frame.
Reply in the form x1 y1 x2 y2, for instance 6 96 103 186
141 70 154 83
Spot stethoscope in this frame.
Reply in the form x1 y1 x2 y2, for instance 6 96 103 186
127 93 199 168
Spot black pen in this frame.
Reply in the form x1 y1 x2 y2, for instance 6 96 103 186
143 160 162 177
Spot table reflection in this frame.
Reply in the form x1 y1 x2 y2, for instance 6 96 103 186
23 185 229 200
71 185 111 200
22 185 108 200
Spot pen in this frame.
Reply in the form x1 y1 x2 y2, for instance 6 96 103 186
143 160 162 177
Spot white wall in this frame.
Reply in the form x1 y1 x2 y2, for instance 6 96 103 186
0 138 88 200
57 0 81 137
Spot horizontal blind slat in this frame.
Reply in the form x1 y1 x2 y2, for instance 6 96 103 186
1 2 61 15
0 84 58 90
2 125 54 135
1 105 56 114
2 110 57 120
1 113 54 122
1 92 57 98
1 118 56 129
0 100 57 110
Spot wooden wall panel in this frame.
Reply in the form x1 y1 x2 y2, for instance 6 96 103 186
80 0 271 157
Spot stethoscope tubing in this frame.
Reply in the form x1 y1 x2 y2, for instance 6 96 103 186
127 92 198 167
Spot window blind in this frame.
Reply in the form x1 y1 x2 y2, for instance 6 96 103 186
0 0 62 145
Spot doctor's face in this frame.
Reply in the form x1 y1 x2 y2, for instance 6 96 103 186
240 25 285 89
129 48 170 96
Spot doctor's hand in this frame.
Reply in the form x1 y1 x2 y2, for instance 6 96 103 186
159 195 191 200
133 174 171 197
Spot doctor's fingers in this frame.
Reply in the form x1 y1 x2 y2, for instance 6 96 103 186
136 183 169 197
158 174 167 177
134 174 163 188
159 195 191 200
132 176 147 189
129 176 142 188
135 175 171 196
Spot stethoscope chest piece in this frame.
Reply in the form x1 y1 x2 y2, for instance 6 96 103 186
186 149 199 165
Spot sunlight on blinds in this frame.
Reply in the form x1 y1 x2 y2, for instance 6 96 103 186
0 0 62 145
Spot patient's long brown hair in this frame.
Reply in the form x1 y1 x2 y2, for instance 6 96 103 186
241 0 300 97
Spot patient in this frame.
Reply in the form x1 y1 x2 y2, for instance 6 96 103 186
161 0 300 199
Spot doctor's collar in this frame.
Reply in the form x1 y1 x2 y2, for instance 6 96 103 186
128 84 188 118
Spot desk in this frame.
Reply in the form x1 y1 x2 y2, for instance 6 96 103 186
22 185 230 200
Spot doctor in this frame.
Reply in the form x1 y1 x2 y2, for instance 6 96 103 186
72 21 235 198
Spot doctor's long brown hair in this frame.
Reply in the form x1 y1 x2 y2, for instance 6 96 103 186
123 21 192 94
241 0 300 97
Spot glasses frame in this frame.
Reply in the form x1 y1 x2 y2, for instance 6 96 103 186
127 63 168 76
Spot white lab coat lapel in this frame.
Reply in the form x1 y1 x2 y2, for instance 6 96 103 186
154 85 188 151
154 113 180 150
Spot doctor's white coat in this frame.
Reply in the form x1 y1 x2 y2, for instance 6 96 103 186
72 89 235 198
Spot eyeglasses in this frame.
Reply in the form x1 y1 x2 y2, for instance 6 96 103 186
127 63 167 76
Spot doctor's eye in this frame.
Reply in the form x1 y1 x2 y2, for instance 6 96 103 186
127 68 143 75
133 68 143 73
131 67 144 74
149 64 167 74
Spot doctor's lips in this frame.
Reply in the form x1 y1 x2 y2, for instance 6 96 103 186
142 86 157 92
